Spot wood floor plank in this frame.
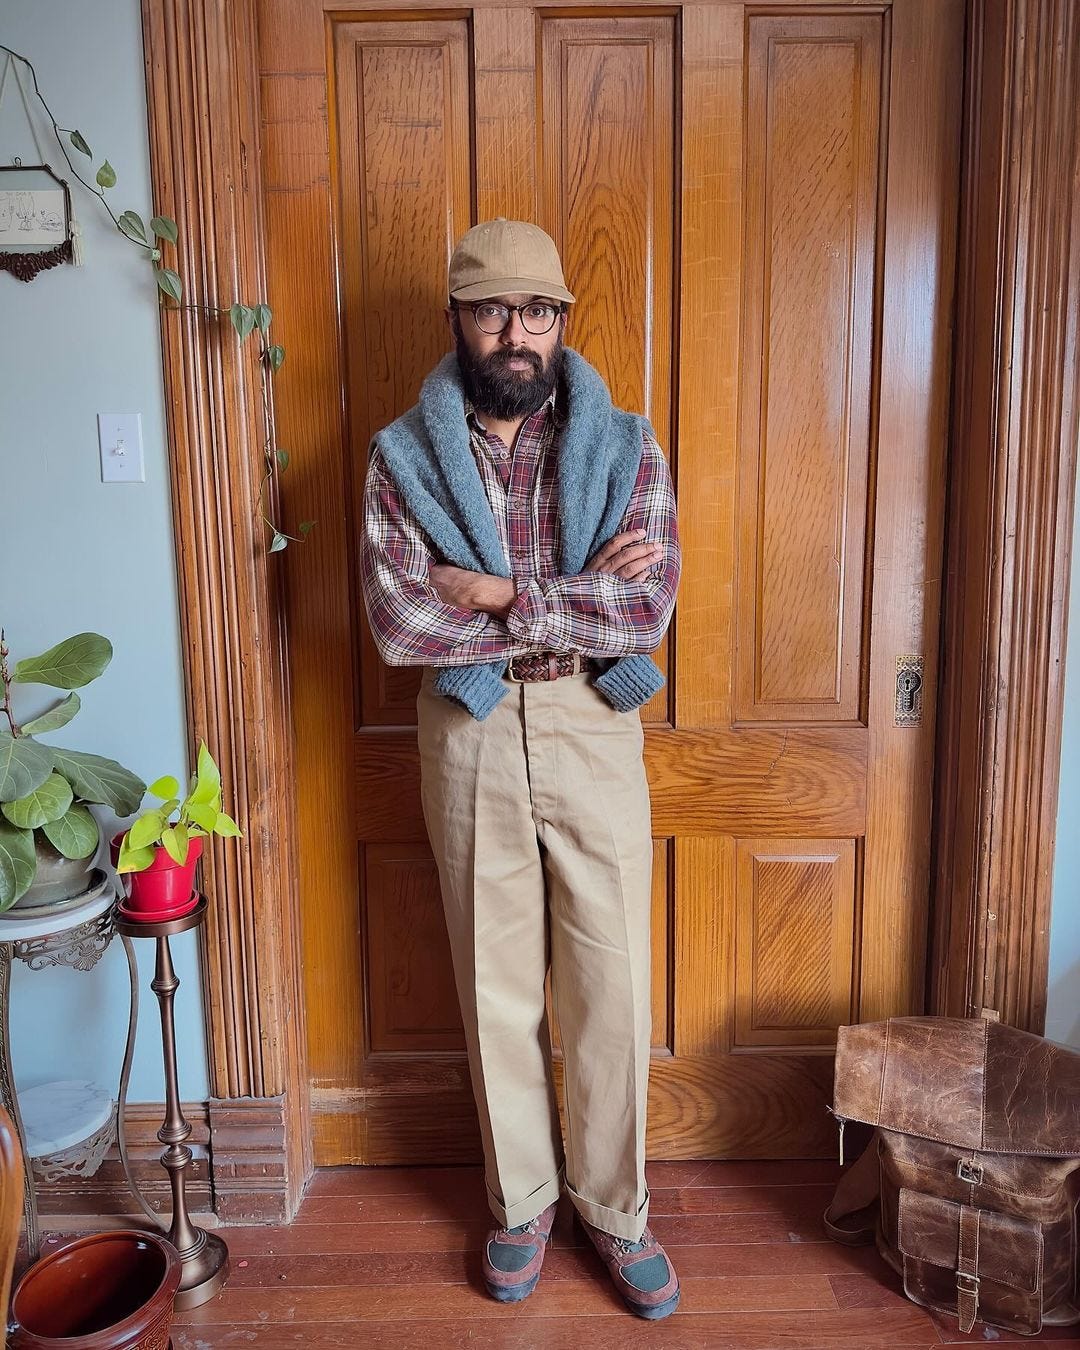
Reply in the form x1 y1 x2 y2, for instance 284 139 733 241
292 1182 836 1226
171 1307 942 1348
181 1273 840 1324
225 1240 887 1289
305 1161 716 1198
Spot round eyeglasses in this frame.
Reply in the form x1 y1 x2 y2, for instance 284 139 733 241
456 300 562 335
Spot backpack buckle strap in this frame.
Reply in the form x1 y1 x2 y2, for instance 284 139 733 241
956 1204 982 1334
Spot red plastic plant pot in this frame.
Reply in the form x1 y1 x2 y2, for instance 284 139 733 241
110 830 203 920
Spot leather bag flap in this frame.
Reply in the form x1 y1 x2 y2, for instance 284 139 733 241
832 1016 1080 1155
898 1187 1042 1294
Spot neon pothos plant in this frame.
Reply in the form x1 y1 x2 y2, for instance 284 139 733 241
116 741 241 874
0 43 314 554
0 630 145 913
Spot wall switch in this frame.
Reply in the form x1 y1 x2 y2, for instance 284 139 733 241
98 413 145 483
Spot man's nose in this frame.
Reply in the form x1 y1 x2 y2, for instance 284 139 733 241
499 311 529 344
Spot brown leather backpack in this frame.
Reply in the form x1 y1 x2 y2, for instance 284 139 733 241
823 1011 1080 1336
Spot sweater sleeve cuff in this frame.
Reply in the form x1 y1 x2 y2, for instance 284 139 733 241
505 578 551 643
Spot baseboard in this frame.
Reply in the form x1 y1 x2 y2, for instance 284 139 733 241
207 1093 291 1224
36 1101 212 1219
34 1095 293 1227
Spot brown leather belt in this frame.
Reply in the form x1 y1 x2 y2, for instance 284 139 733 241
506 651 598 683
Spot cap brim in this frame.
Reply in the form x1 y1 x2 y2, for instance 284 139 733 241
449 275 575 305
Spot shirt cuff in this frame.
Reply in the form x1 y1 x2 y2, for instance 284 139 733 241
505 578 551 644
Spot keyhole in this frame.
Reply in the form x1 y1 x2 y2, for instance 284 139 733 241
897 668 922 714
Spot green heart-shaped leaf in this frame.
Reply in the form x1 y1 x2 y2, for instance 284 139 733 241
0 820 35 912
129 810 166 851
229 303 257 341
269 531 288 552
149 775 180 800
95 159 117 189
268 344 285 372
14 633 112 689
161 823 191 865
150 214 178 243
41 802 99 860
50 748 145 815
186 802 218 832
1 772 73 829
70 129 92 158
155 267 183 302
20 692 82 736
0 733 54 801
213 810 242 838
119 210 147 243
116 831 156 874
253 303 272 332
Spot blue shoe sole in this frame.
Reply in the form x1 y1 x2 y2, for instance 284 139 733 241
485 1271 541 1303
628 1285 681 1320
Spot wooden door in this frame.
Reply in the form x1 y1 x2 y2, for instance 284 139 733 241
259 0 963 1164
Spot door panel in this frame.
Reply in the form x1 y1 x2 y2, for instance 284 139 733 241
260 0 963 1164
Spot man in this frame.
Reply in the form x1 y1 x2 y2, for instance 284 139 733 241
360 219 681 1320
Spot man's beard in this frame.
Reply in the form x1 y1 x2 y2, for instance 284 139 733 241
455 328 564 421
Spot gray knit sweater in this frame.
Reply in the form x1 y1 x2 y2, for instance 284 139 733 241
374 347 667 719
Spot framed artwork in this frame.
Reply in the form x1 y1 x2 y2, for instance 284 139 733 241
0 161 76 281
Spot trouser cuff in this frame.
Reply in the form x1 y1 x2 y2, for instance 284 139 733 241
565 1178 650 1242
486 1166 564 1229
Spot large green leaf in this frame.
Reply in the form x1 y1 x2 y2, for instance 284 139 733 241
41 803 99 860
1 772 73 829
0 821 35 912
149 775 180 800
50 748 145 815
20 692 82 736
14 633 112 690
0 733 54 802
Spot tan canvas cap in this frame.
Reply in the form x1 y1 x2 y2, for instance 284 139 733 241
448 219 575 304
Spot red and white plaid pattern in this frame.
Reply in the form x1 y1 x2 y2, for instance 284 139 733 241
360 383 680 667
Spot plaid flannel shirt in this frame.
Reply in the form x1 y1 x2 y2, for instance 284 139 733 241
360 386 680 667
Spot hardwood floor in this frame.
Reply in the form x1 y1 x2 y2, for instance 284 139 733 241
165 1161 1080 1348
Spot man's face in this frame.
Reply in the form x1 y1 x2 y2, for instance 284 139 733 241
449 293 567 421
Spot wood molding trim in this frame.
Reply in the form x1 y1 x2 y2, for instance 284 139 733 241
931 0 1080 1030
140 0 311 1216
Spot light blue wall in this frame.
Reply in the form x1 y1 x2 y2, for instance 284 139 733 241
1047 450 1080 1049
1 2 209 1101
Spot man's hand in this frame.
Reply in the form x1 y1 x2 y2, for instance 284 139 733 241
429 564 516 619
584 529 664 580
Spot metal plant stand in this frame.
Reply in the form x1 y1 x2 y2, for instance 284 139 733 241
115 893 228 1310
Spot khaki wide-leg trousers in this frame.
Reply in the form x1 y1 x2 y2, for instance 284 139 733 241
416 664 654 1241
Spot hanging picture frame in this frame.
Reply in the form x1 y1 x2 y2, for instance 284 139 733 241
0 159 75 282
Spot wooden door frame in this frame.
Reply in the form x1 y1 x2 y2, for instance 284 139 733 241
140 0 1079 1219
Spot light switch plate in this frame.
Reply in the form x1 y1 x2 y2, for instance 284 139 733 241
98 413 145 483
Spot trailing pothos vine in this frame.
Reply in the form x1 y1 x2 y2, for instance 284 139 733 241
1 43 312 553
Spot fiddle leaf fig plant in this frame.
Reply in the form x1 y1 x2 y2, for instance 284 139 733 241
116 741 241 873
0 628 145 912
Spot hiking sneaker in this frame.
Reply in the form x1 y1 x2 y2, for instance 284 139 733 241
481 1199 559 1302
577 1212 681 1319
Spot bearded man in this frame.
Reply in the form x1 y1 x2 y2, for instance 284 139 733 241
360 219 682 1319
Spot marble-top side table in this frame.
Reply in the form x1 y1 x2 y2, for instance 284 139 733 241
0 873 156 1259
